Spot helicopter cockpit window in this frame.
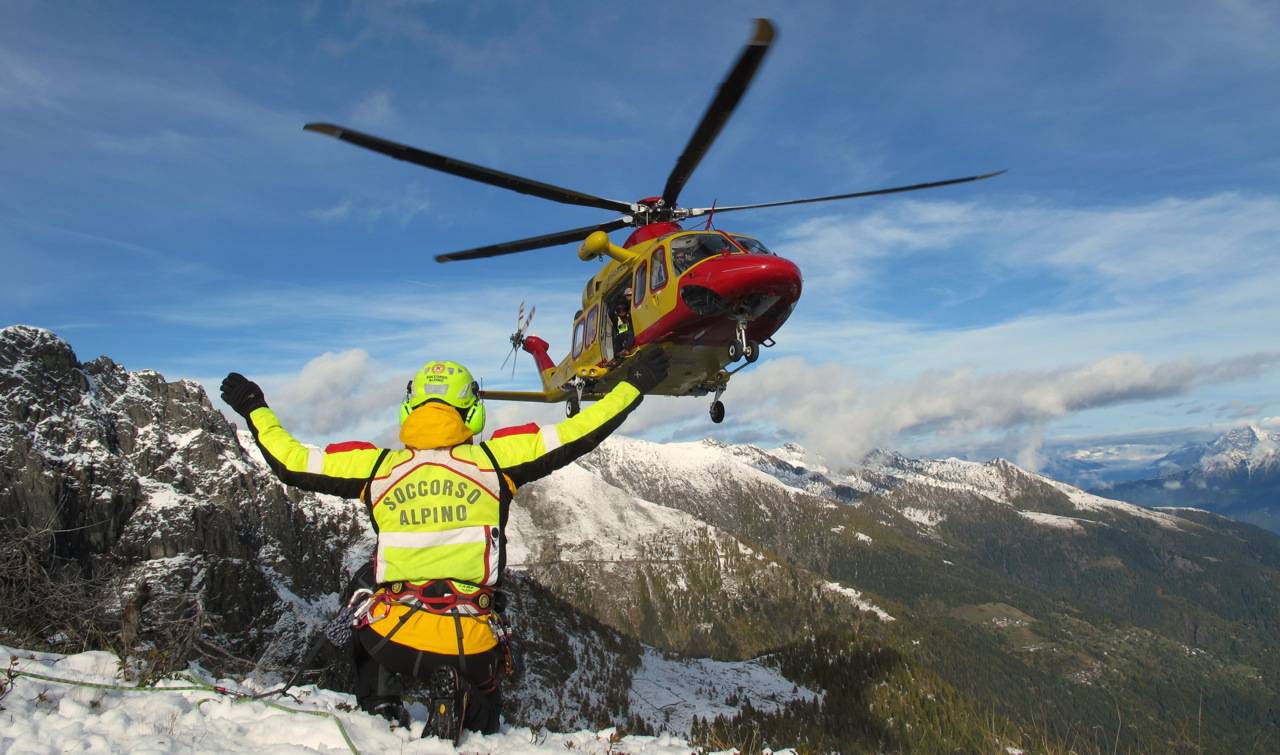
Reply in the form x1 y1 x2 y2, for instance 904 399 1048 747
633 262 647 304
572 317 585 357
732 235 772 255
584 305 599 347
671 233 735 274
650 247 668 291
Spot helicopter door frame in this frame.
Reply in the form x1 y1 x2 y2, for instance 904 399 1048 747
632 260 647 307
599 298 614 363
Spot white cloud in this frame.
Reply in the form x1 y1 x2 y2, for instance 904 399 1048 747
266 349 403 436
349 89 397 129
309 200 353 222
304 185 431 227
676 351 1280 469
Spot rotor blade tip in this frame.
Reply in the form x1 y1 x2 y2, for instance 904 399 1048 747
304 123 343 137
751 18 776 45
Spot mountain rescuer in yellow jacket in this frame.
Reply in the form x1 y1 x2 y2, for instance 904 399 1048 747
219 348 668 740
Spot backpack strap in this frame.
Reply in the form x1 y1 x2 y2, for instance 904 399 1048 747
477 442 512 580
360 448 392 531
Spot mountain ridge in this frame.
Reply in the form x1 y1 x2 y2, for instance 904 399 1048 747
4 324 1279 751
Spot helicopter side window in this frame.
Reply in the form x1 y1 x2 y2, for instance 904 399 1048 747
731 235 772 255
584 305 599 347
650 247 668 291
572 316 585 358
671 233 734 274
633 262 647 305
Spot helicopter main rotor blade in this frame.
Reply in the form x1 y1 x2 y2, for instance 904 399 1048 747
689 170 1007 216
304 123 634 214
435 217 633 263
661 18 776 209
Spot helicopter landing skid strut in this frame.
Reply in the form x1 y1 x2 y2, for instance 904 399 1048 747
727 320 760 364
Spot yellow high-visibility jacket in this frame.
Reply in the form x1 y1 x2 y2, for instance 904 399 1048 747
243 380 645 655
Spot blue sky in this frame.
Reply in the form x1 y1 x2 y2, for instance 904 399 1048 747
3 0 1278 469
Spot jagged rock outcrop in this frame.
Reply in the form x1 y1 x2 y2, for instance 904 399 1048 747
0 324 369 657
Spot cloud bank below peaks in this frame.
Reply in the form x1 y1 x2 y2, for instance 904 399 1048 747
697 351 1280 470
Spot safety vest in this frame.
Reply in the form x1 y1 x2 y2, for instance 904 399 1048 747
366 447 504 585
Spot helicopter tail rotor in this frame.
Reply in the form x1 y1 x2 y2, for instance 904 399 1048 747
500 302 537 377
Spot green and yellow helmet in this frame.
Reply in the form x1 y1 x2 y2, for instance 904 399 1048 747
400 360 486 434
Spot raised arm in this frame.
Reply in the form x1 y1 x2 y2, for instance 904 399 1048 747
221 373 391 498
483 349 668 487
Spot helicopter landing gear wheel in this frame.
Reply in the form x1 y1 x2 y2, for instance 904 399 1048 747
727 341 742 362
565 377 585 418
709 385 727 424
743 341 759 363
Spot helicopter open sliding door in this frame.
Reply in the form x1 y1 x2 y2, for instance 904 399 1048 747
600 280 638 365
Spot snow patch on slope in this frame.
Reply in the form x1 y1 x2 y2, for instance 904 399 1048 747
1018 511 1089 532
506 463 723 568
1041 478 1184 529
821 582 895 621
628 647 820 735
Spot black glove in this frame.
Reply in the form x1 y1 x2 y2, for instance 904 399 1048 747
627 348 670 394
220 372 268 417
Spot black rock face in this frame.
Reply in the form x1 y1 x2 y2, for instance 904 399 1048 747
0 325 370 660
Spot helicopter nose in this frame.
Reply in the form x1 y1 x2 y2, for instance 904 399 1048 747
679 254 803 310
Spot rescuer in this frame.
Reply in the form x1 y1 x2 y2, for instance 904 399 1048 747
219 348 669 741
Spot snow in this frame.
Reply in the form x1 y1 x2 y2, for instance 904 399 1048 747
900 507 945 528
593 437 820 500
506 463 721 568
140 479 201 514
820 582 894 622
860 455 1016 504
627 648 820 734
1199 425 1279 473
1040 479 1185 529
0 645 706 754
1018 511 1088 532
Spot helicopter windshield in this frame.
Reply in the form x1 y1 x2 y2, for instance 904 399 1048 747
731 235 772 254
671 233 735 274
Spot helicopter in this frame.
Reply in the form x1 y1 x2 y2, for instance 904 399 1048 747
304 19 1002 424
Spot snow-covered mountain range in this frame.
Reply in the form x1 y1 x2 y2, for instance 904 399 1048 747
4 324 1278 752
1095 424 1280 532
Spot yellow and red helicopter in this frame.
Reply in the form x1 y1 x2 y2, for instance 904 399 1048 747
305 19 1001 423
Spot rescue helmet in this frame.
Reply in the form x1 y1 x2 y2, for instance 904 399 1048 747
400 360 486 434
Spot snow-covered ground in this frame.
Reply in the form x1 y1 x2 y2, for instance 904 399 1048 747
0 646 708 754
628 648 821 735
